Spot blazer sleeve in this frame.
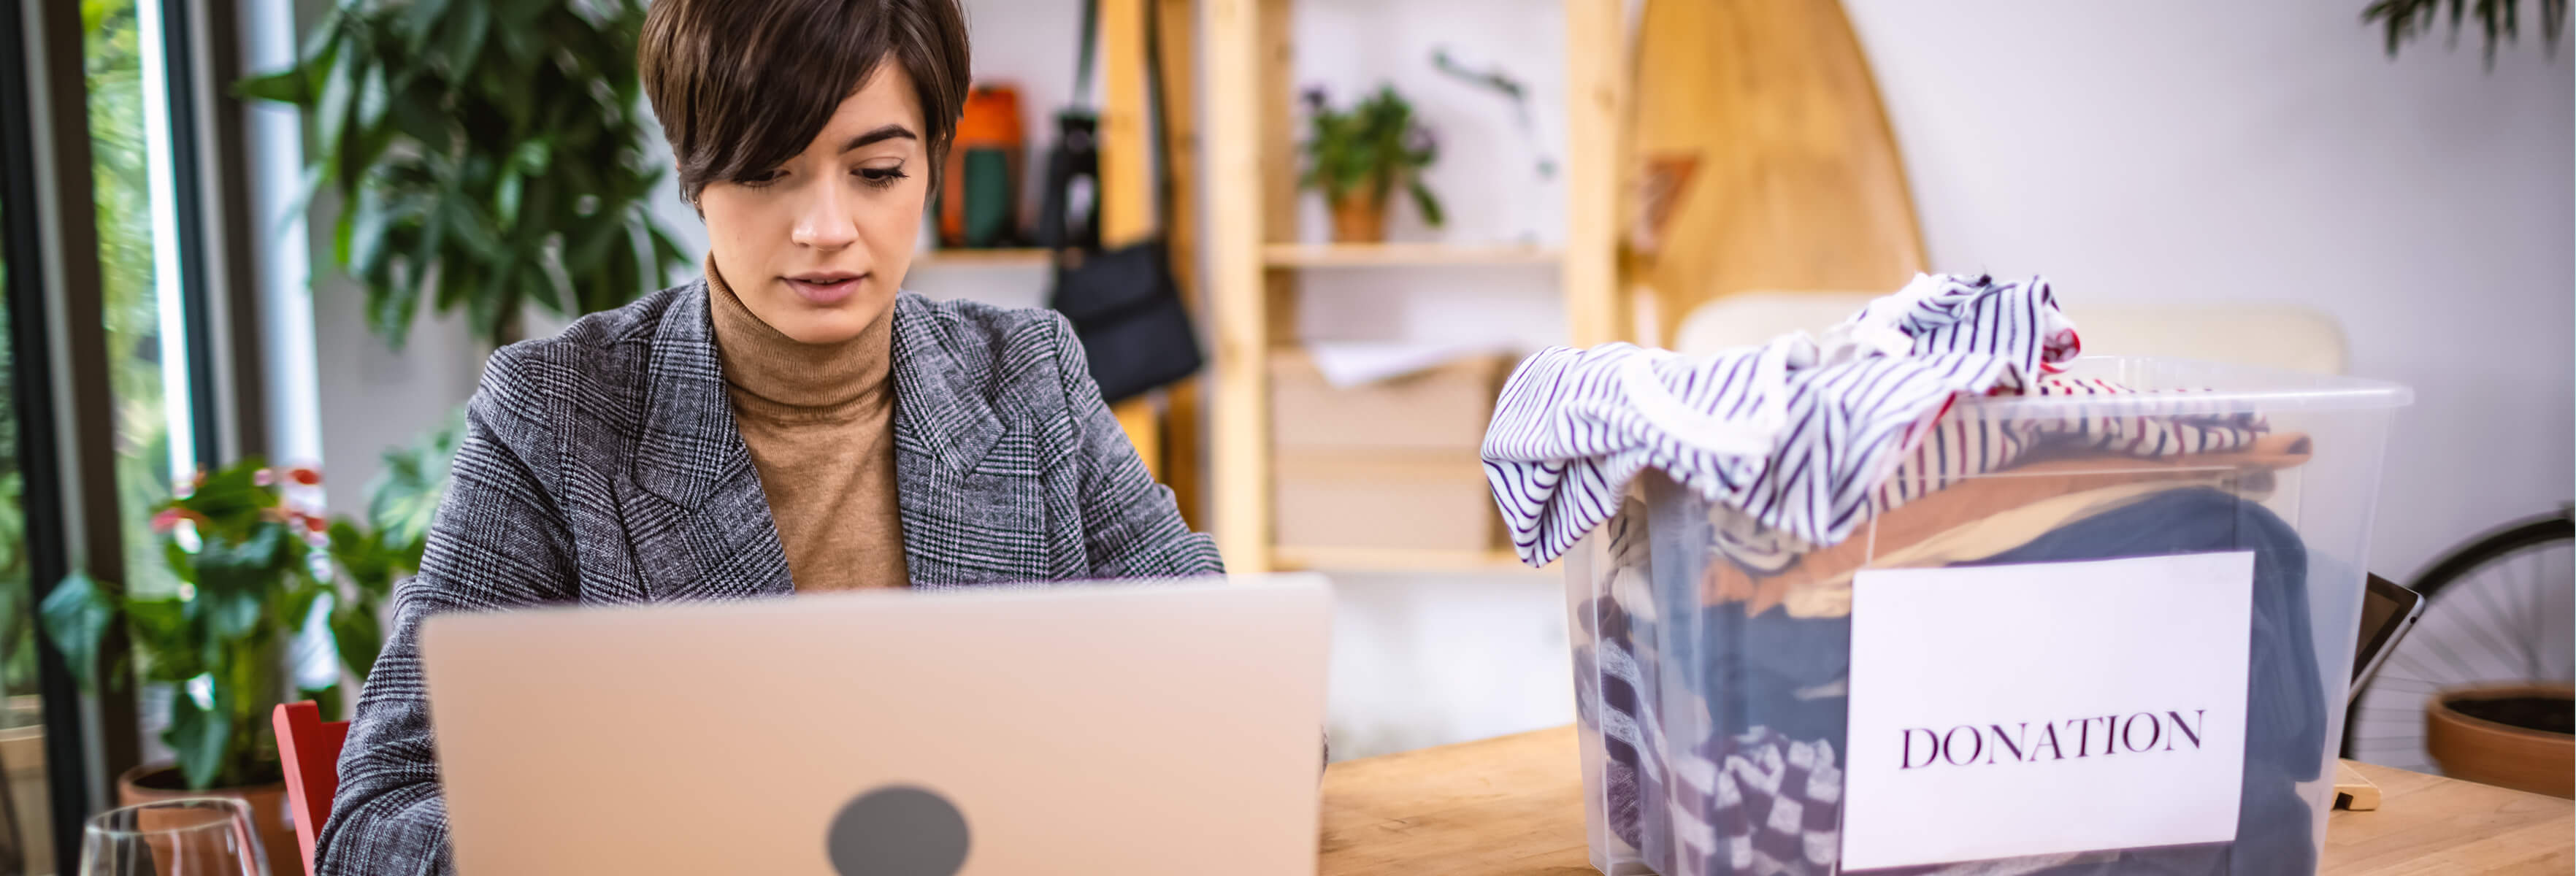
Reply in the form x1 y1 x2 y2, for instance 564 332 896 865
315 345 578 876
1047 315 1225 578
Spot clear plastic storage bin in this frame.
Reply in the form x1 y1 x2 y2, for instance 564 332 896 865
1563 357 2411 875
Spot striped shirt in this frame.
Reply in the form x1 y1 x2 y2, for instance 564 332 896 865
1485 274 2084 566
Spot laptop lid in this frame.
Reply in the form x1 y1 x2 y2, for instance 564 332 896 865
421 575 1331 875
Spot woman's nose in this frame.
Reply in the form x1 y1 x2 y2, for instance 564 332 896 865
791 184 860 251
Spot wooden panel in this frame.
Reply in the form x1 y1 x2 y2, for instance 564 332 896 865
1100 0 1161 480
1258 0 1297 242
1099 0 1152 247
1262 242 1560 268
1316 726 2576 875
1206 0 1273 571
1157 0 1207 528
1625 0 1925 342
2335 760 2383 812
1562 0 1627 346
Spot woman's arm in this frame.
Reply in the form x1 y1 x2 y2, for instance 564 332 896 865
316 346 577 876
1048 315 1225 578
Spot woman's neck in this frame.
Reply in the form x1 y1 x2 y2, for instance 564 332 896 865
705 257 894 420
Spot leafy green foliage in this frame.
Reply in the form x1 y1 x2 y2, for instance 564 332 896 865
329 410 459 683
239 0 689 347
1297 85 1445 227
2365 0 2567 59
38 573 117 694
41 461 318 788
37 457 426 791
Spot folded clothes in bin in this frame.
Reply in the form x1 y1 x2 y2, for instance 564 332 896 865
1495 274 2405 876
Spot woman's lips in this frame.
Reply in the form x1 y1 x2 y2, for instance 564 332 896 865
785 274 864 306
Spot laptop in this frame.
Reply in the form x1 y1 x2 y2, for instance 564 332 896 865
419 575 1332 875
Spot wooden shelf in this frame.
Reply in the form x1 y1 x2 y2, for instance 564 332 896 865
1261 242 1560 269
1208 0 1622 572
1272 545 1551 574
913 247 1053 268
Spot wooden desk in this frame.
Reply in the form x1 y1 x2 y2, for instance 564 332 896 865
1319 726 2574 875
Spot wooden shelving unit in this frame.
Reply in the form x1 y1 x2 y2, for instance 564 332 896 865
912 247 1054 268
1260 242 1560 269
1205 0 1627 573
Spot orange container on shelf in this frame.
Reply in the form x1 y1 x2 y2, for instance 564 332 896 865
941 84 1026 247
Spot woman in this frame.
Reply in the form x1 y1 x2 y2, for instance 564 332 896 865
315 1 1219 871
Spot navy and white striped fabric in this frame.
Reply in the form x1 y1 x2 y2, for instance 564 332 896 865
1485 274 2081 567
1706 374 2269 575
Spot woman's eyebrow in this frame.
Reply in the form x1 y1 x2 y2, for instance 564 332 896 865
840 124 919 153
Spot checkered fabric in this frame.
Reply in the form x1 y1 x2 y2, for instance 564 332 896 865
1668 728 1844 876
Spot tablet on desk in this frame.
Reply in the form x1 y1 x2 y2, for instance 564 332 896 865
2350 572 2424 697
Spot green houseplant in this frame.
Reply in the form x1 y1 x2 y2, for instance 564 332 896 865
40 458 419 794
238 0 691 347
44 462 323 791
1299 85 1444 243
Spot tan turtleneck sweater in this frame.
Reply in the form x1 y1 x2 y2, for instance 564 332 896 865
706 262 910 591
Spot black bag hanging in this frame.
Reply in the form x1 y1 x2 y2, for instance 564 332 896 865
1041 0 1203 404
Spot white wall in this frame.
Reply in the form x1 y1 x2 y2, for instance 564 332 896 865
282 0 483 515
1841 0 2575 580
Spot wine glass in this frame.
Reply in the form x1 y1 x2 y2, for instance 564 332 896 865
79 799 268 876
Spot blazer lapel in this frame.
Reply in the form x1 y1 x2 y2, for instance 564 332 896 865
625 280 794 600
887 294 1049 586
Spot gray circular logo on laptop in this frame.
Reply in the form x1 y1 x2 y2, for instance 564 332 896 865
827 785 970 876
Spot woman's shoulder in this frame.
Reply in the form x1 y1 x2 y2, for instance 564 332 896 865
483 280 697 374
464 283 696 433
895 291 1073 351
892 291 1083 388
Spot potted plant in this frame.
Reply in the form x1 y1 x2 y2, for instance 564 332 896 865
41 460 407 876
236 0 689 347
1299 85 1445 243
2426 683 2574 798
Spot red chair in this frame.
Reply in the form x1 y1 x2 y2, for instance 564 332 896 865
273 701 348 876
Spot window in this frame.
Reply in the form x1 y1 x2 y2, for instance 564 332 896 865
0 137 50 875
91 0 196 605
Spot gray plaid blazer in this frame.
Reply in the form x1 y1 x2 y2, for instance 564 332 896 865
315 281 1222 875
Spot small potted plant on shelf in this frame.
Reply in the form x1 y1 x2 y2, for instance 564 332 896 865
41 459 408 876
1300 85 1445 243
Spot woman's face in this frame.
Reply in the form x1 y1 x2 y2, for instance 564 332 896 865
698 61 926 345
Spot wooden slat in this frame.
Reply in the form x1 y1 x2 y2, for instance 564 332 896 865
1206 0 1272 570
1099 0 1152 247
1562 0 1627 347
1262 242 1561 268
2336 760 2383 811
1100 0 1161 480
1157 0 1207 528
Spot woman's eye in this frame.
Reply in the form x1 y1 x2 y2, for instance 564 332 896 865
856 166 910 188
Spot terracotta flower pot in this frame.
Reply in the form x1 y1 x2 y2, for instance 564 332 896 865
2425 683 2574 799
1329 189 1388 243
118 764 297 876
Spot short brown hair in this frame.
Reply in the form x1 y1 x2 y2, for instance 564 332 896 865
639 0 971 204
